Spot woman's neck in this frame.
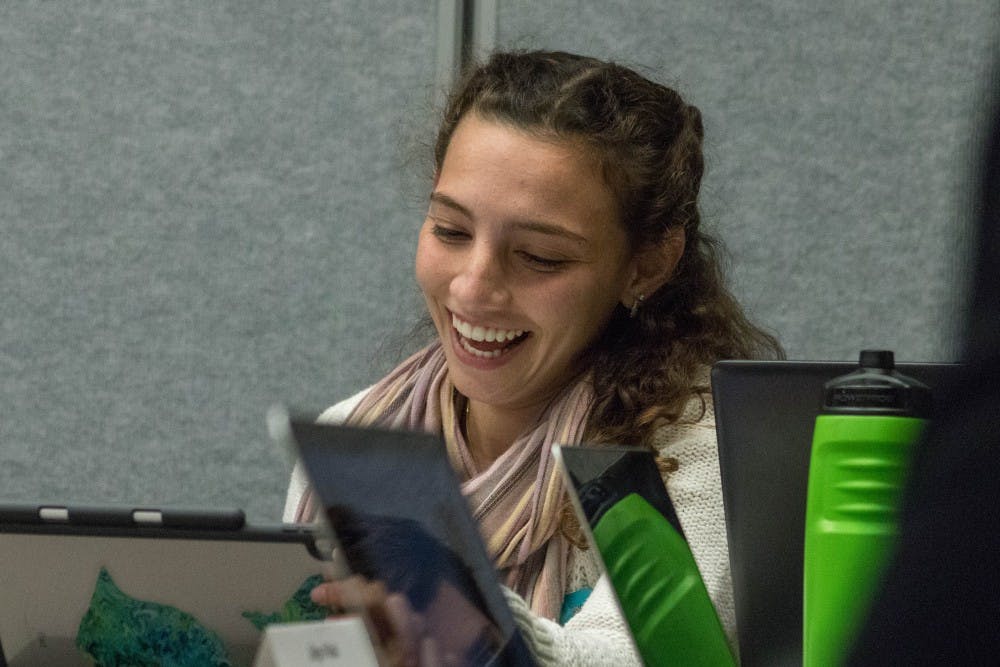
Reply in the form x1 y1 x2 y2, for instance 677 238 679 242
463 398 546 470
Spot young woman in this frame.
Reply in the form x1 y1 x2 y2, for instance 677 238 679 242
285 49 782 665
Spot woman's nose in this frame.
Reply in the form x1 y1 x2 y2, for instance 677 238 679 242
452 245 508 305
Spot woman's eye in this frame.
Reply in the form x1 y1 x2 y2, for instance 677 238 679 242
430 224 470 242
519 251 567 271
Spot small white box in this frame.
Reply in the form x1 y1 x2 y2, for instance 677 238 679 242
253 616 380 667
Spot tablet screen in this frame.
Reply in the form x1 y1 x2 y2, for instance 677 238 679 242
286 418 536 667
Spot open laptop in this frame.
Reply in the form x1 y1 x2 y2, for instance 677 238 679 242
0 504 331 666
711 358 959 667
273 411 536 666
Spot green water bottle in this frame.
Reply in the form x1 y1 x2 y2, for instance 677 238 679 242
592 494 735 667
562 446 735 667
803 350 931 666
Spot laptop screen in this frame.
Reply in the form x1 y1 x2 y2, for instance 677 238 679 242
0 511 327 667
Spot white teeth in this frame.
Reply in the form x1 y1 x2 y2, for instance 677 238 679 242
451 313 525 343
460 338 502 358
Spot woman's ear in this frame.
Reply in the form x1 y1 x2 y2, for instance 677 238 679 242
620 227 686 308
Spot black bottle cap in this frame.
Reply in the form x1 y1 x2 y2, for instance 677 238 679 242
823 349 932 417
859 349 896 369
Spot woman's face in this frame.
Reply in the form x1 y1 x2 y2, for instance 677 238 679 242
415 113 637 414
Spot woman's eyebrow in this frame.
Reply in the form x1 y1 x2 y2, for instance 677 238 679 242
511 220 588 246
428 192 473 217
429 191 588 246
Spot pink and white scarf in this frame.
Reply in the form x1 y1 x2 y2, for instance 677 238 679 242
294 342 593 620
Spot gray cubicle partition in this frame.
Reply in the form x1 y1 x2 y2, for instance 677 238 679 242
1 2 439 519
493 0 998 363
1 1 997 519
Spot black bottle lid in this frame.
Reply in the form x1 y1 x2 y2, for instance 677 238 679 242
822 350 932 417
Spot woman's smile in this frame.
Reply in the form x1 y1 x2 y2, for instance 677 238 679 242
450 311 529 360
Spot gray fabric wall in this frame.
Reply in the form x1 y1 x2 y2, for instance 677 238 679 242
2 2 996 520
495 1 998 362
1 2 438 520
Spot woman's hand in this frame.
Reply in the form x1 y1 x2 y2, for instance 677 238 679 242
311 576 443 667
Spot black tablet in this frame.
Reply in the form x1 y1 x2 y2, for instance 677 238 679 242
274 412 536 666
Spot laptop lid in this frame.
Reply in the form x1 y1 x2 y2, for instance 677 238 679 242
0 504 330 667
274 412 536 666
711 359 959 667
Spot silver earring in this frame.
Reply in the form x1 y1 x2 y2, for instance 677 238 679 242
629 294 645 318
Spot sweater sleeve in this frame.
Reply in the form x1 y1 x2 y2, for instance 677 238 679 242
502 577 642 667
652 387 738 649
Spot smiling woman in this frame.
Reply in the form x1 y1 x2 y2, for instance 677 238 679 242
418 114 648 465
286 49 782 666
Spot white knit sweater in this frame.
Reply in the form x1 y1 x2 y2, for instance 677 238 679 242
283 386 735 666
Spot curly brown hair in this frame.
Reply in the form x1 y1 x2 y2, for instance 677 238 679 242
434 50 783 453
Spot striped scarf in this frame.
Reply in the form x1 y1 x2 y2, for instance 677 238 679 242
294 341 594 620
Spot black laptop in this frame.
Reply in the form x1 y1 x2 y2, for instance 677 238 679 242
711 358 958 667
